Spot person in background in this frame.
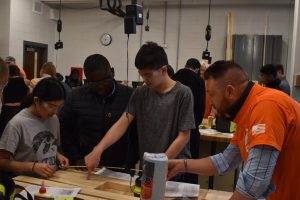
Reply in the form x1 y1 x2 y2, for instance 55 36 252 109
199 62 213 118
274 64 290 96
260 64 281 91
168 60 300 200
30 62 71 95
0 65 29 136
59 54 139 170
56 72 64 82
5 56 27 79
172 58 206 184
0 58 9 113
85 42 195 182
0 78 69 178
65 69 83 89
199 62 207 79
167 64 175 77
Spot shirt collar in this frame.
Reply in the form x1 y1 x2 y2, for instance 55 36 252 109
226 81 255 121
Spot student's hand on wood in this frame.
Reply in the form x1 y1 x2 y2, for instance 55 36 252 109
33 163 55 178
167 159 183 180
84 150 101 180
57 153 69 169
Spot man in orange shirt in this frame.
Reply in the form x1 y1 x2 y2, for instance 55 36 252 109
168 60 300 200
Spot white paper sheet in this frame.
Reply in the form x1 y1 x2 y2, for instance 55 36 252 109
165 181 199 197
94 168 138 181
16 185 81 199
200 128 233 137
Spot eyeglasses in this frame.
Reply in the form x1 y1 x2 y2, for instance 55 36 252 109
42 102 63 111
85 77 113 86
139 66 166 79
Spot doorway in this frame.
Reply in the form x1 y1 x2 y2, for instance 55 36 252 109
23 41 48 80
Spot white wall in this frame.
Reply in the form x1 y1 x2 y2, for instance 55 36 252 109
290 0 300 101
9 0 56 67
57 2 293 81
0 0 11 58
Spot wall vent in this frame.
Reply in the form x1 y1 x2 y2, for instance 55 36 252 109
32 0 43 15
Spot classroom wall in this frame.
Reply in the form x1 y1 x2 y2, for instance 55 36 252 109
8 0 56 67
0 0 11 58
56 1 293 81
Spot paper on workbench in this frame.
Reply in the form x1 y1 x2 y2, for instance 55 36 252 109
94 168 138 181
16 185 81 199
165 181 199 197
200 128 233 136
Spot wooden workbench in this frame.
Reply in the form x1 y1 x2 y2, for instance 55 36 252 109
200 130 233 143
14 170 232 200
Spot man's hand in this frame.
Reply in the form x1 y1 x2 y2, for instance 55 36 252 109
167 159 184 180
84 149 101 179
33 163 55 178
57 153 69 169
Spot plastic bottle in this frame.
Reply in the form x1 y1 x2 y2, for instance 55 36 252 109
34 181 53 200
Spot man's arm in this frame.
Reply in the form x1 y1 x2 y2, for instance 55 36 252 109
168 144 242 179
168 157 216 179
230 145 279 200
85 112 134 175
165 130 190 159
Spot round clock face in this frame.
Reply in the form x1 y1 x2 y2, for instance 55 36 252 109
100 33 112 46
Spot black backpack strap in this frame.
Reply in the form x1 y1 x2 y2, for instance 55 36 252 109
14 185 33 200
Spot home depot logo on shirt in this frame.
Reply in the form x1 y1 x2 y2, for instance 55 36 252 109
252 124 266 135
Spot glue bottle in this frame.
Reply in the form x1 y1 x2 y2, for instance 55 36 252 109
34 181 53 200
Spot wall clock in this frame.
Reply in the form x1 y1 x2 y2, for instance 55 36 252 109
100 33 112 46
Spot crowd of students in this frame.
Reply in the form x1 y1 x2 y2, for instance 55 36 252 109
0 41 299 200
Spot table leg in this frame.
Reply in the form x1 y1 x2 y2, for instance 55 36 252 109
208 141 217 189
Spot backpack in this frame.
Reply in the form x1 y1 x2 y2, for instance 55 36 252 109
0 174 32 200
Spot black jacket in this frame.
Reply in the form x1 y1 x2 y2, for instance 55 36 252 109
59 81 139 168
173 68 206 126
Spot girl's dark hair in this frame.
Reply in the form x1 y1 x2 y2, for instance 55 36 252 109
2 78 66 131
32 77 66 102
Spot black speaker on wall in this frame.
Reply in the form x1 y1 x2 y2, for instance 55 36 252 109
124 16 136 34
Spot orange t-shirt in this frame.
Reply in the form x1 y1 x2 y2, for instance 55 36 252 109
231 84 300 200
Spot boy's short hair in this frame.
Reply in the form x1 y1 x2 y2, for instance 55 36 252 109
135 41 168 70
83 54 112 77
260 64 277 77
274 64 284 74
185 58 201 70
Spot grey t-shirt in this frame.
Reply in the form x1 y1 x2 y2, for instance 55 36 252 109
127 82 195 162
0 109 60 173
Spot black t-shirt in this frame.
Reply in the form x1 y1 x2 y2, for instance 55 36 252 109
2 78 28 103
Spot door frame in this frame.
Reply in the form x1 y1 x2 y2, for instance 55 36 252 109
23 41 48 78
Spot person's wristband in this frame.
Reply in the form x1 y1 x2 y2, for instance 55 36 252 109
32 162 36 172
183 159 188 173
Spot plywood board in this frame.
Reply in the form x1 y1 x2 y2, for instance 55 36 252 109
205 189 233 200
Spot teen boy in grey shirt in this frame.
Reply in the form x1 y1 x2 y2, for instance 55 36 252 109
128 81 194 162
85 42 195 181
